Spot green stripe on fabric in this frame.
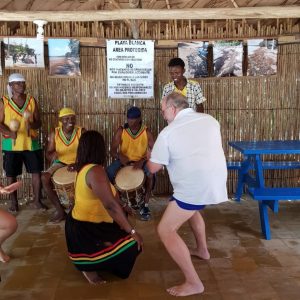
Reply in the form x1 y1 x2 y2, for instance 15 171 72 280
8 95 30 114
72 240 136 265
2 138 13 151
58 127 77 145
125 125 145 139
31 140 41 150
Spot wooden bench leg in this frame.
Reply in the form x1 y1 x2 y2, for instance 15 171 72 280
258 200 271 240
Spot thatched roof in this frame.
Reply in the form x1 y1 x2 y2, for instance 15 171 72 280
0 0 299 22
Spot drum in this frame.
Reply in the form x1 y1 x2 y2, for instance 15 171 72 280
114 165 145 209
52 166 76 209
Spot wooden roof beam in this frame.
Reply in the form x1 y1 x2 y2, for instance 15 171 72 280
0 7 299 22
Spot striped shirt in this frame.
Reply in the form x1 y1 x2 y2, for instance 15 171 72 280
162 79 206 110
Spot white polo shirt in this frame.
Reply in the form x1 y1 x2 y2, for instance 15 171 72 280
150 108 228 205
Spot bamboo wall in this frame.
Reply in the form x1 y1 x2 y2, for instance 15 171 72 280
0 19 299 203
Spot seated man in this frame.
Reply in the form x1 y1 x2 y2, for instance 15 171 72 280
41 108 85 223
106 106 154 221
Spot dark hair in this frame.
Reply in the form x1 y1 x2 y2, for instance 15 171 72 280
75 130 106 171
127 106 141 119
168 57 185 68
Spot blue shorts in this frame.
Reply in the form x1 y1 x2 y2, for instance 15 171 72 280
170 196 206 211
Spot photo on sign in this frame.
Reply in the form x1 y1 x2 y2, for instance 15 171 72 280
178 42 209 78
247 39 278 76
48 39 81 77
4 38 44 68
213 41 243 77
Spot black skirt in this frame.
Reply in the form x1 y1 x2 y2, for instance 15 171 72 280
65 213 140 279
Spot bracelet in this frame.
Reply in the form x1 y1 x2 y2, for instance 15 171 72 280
130 229 136 235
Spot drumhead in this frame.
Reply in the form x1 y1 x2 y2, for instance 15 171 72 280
115 166 145 191
52 166 76 185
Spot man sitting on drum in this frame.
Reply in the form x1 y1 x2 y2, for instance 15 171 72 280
106 106 155 221
41 108 85 223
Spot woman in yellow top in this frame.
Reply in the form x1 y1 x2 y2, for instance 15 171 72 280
41 108 85 223
65 130 143 284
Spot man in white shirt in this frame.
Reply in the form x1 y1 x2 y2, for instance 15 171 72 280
147 92 228 297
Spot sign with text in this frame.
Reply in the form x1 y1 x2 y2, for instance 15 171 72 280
107 39 154 99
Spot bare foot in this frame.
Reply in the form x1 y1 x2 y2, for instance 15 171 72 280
0 248 10 263
82 271 106 285
167 281 204 297
190 248 210 260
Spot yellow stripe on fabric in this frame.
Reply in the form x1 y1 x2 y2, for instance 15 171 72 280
72 241 136 265
70 237 135 262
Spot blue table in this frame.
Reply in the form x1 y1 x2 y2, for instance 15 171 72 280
228 140 300 239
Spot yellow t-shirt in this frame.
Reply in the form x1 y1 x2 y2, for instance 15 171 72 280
54 126 82 165
120 125 148 161
1 95 40 151
174 85 187 97
72 164 115 223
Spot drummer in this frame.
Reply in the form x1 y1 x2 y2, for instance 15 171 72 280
106 106 155 221
41 108 85 223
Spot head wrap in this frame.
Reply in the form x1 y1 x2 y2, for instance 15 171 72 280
8 73 26 83
58 108 75 127
7 73 26 99
127 106 141 119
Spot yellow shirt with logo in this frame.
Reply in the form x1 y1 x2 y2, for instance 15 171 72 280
54 126 82 165
1 95 40 151
120 125 148 161
72 164 115 223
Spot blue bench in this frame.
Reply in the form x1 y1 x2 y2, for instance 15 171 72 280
227 161 300 170
227 161 300 202
248 187 300 240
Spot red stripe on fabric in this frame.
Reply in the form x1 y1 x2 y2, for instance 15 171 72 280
68 235 132 258
57 131 70 146
7 102 23 117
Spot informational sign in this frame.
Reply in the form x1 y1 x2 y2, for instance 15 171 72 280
107 39 154 99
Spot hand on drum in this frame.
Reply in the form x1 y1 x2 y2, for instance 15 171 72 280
132 160 144 170
67 164 76 172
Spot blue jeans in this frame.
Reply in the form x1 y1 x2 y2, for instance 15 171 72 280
106 160 123 183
